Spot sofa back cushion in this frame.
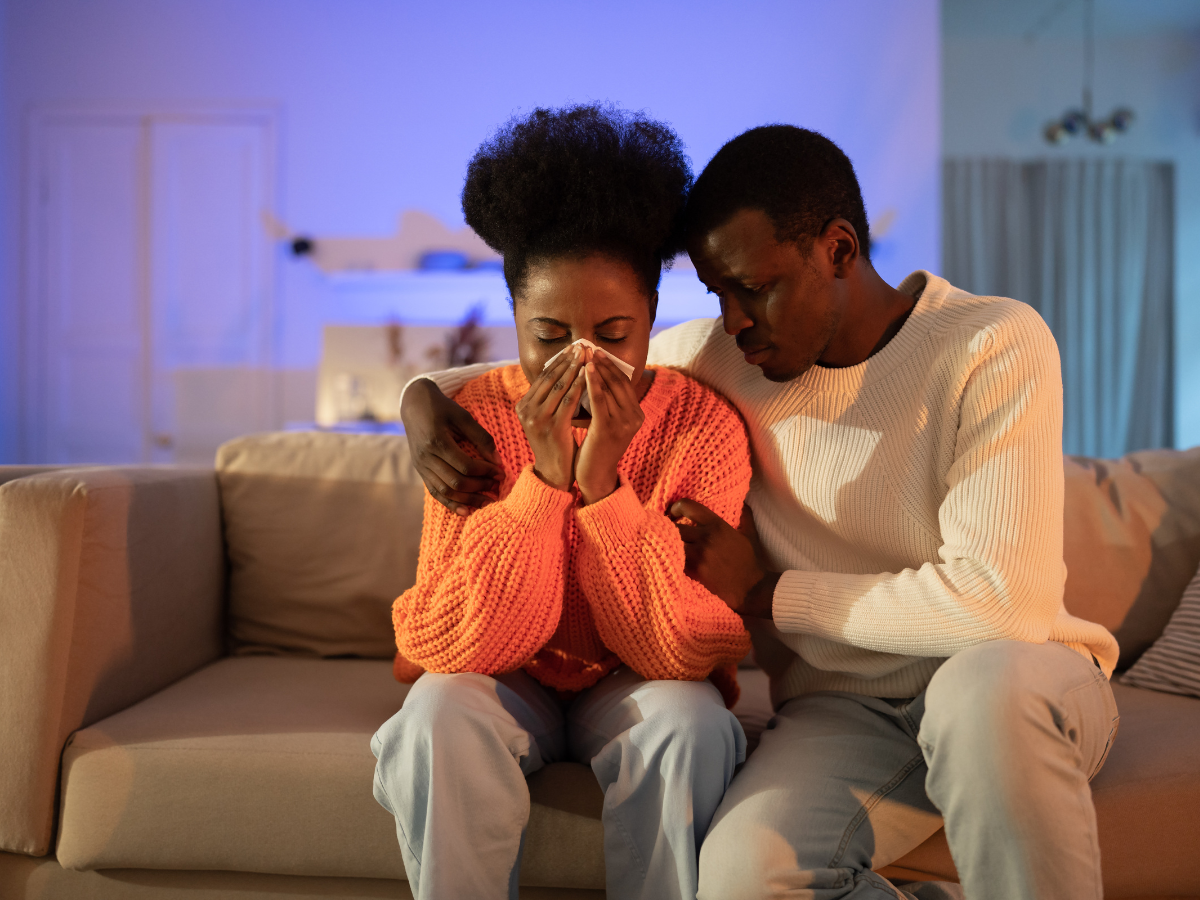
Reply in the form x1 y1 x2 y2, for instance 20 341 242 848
216 432 425 658
1062 447 1200 669
216 431 1200 668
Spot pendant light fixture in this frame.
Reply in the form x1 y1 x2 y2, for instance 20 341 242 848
1044 0 1135 145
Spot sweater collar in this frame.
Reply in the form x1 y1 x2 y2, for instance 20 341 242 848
790 270 948 394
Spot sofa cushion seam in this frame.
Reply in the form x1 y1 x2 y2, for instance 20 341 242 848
67 744 373 759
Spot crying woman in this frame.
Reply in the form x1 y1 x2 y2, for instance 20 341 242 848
370 103 753 900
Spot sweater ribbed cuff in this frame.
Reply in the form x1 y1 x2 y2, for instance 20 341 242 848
771 569 818 634
505 466 576 528
575 479 646 547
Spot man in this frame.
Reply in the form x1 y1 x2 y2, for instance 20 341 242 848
400 125 1119 900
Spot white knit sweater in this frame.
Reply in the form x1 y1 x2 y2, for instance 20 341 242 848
419 271 1119 705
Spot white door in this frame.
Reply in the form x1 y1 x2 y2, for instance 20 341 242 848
29 110 277 465
36 119 147 464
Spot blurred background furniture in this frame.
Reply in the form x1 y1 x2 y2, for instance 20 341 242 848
311 318 516 429
1 433 1198 899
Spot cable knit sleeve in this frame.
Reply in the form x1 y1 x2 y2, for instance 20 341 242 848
392 465 573 675
771 307 1117 662
399 360 514 406
574 391 752 705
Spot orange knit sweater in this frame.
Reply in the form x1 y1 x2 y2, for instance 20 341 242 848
392 365 753 707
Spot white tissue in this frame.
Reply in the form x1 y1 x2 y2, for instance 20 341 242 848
542 338 635 415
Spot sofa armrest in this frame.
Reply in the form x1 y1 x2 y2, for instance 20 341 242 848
0 467 225 856
0 466 73 487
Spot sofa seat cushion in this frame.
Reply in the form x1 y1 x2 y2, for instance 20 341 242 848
55 657 609 888
57 657 412 878
56 655 1199 894
1083 681 1200 897
882 681 1200 898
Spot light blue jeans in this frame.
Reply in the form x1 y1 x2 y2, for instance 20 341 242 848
371 666 746 900
697 640 1120 900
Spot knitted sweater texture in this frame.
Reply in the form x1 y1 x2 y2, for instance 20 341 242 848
422 272 1120 707
392 365 753 707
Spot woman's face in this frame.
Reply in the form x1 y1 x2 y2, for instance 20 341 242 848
513 254 657 408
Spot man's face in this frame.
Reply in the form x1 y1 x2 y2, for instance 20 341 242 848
688 208 842 383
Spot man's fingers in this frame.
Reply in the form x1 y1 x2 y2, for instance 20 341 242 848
669 498 720 525
420 469 492 515
451 408 503 471
737 503 759 539
426 434 501 483
674 522 705 544
424 454 499 497
680 540 704 577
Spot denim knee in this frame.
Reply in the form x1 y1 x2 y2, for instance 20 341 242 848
920 640 1087 798
923 641 1059 746
635 680 746 766
374 672 499 757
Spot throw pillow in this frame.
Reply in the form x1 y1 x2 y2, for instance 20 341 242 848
1122 560 1200 699
1061 447 1200 670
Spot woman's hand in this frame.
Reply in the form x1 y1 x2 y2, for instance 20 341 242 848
576 353 644 505
516 344 587 491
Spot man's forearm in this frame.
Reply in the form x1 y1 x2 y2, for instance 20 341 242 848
398 361 512 409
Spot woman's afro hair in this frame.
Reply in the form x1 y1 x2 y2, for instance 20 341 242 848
462 103 692 299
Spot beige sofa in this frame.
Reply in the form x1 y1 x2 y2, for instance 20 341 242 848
1 432 1198 899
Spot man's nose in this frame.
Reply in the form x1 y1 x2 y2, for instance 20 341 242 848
720 295 753 336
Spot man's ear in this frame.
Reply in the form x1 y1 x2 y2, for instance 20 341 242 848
821 218 860 278
648 290 659 327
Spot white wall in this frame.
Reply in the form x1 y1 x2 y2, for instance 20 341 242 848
0 3 13 463
1 0 941 462
943 22 1200 448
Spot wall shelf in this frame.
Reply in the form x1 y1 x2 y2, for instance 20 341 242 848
322 269 719 327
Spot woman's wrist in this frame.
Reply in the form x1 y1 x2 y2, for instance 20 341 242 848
532 461 573 492
578 473 619 506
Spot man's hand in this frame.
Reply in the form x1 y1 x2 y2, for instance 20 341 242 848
400 378 504 516
669 499 778 618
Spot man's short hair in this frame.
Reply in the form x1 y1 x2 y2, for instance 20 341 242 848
685 125 871 260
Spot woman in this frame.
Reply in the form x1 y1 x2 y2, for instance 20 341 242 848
371 104 752 900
